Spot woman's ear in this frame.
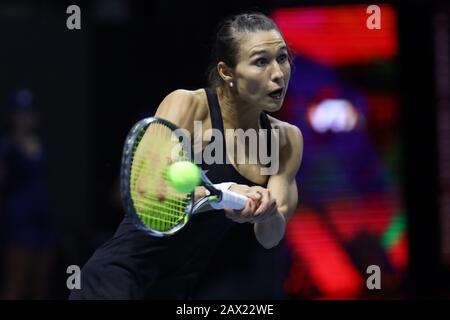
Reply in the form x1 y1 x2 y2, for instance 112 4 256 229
217 62 234 83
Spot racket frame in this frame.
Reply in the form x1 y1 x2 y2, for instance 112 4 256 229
120 116 225 237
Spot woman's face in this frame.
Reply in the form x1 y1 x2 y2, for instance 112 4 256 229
232 29 291 112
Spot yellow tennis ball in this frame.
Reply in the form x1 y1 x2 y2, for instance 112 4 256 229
166 161 201 193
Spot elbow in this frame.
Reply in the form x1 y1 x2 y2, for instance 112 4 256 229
255 229 285 250
259 239 281 250
254 214 286 249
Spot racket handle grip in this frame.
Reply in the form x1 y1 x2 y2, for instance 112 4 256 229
218 189 248 210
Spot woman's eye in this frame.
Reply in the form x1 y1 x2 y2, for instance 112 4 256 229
255 58 267 67
277 54 288 63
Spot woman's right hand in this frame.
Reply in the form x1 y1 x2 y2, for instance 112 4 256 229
224 184 275 224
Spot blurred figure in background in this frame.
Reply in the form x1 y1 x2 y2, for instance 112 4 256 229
0 89 55 299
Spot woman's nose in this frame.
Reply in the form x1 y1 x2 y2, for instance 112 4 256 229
270 61 284 82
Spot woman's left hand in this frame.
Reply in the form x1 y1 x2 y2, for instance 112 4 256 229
224 186 277 223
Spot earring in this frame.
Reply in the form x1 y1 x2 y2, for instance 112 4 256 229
229 81 234 88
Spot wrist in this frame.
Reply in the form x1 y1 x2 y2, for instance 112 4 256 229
204 182 236 196
215 182 236 193
205 182 237 209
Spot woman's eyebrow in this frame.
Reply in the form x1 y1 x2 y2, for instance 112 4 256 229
249 49 267 57
249 45 288 57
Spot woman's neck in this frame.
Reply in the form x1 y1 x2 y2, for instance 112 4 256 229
216 85 262 131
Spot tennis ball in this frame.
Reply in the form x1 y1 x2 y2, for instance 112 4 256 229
166 161 201 193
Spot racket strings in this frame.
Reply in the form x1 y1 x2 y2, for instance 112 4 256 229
130 122 190 232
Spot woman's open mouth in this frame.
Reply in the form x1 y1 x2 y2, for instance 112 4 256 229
268 88 283 100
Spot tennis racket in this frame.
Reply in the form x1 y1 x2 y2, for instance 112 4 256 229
120 116 248 237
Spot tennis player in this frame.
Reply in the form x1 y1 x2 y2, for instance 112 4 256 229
70 12 303 300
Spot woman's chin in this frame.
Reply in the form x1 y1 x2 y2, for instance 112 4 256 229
264 98 284 112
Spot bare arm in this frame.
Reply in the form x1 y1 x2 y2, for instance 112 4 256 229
154 89 207 135
133 89 207 195
253 124 303 249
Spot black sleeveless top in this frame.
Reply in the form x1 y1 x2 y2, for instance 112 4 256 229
135 87 273 268
199 87 272 186
79 88 274 299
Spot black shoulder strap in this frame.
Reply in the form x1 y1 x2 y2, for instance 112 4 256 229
205 88 274 165
204 88 227 163
259 112 273 160
205 88 225 133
